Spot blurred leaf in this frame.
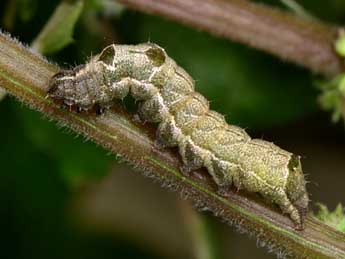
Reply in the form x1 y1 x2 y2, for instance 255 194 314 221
31 0 84 55
316 74 345 122
315 203 345 232
120 13 317 129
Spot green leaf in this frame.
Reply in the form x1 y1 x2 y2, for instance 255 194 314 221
31 0 84 55
316 74 345 122
315 203 345 232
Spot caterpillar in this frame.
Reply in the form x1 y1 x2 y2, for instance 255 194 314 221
48 43 309 229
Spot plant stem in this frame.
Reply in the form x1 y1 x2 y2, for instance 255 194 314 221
1 31 345 259
115 0 344 77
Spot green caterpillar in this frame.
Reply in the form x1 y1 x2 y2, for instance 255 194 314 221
48 43 309 229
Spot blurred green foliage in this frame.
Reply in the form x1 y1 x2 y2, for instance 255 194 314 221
31 0 84 54
317 74 345 122
315 204 345 232
1 0 345 259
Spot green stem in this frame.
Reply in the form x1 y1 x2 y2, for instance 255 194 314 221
1 31 345 259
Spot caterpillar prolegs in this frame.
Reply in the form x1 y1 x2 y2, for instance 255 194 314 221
48 43 309 229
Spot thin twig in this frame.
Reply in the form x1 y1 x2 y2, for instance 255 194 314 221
115 0 344 77
1 31 345 259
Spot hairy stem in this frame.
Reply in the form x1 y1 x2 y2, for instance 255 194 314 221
1 32 345 259
115 0 344 77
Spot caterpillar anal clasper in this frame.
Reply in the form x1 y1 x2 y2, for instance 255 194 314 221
48 43 309 229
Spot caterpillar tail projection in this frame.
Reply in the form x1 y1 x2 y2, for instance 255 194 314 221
48 43 309 229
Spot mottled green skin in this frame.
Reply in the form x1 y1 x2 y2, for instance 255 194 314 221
48 43 309 228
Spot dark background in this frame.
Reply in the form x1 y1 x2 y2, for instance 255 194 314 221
1 0 345 258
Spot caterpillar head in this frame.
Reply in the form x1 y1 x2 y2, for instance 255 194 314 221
48 65 87 106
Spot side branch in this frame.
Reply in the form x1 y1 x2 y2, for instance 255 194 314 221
116 0 344 77
0 32 345 258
